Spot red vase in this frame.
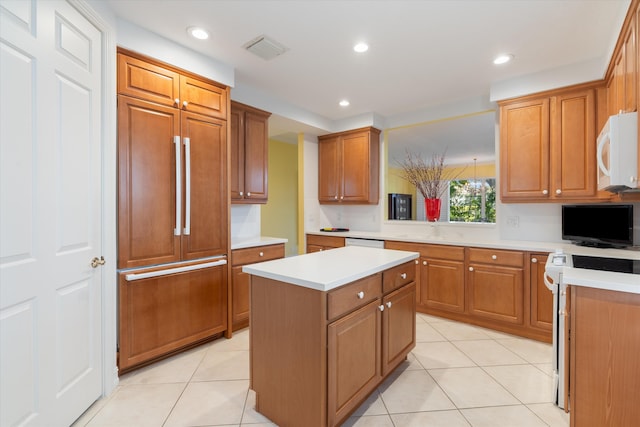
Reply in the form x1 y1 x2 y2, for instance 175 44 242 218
425 198 441 222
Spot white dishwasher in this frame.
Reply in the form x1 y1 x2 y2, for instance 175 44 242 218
344 237 385 248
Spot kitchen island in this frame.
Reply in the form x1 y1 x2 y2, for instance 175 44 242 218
243 246 419 427
563 265 640 427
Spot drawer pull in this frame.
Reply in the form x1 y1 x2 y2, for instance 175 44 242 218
259 252 264 257
386 301 392 308
356 291 365 299
492 255 497 260
378 304 385 312
531 258 538 263
423 260 427 266
400 273 407 279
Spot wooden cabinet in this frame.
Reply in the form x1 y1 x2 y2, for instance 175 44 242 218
499 86 599 202
230 101 271 203
528 253 553 333
467 247 524 325
569 286 640 427
118 51 227 120
251 261 416 427
231 243 284 331
116 49 230 371
118 261 227 372
385 241 465 314
306 234 345 253
117 51 229 269
318 127 380 204
386 240 551 342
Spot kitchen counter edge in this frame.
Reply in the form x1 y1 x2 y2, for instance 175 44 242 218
242 246 419 291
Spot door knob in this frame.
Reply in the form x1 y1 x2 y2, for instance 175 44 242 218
91 256 105 268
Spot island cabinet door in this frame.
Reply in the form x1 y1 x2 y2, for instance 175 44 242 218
327 299 382 427
382 282 416 375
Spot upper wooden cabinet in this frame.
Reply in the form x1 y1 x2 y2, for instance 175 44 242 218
230 101 271 204
118 51 227 120
318 127 380 204
500 86 602 202
117 50 229 269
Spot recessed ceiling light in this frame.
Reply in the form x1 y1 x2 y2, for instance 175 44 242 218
187 26 209 40
493 54 514 65
339 100 350 107
353 42 369 53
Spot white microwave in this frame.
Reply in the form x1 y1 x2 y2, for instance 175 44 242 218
597 112 638 192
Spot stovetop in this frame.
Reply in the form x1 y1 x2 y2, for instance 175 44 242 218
572 255 640 275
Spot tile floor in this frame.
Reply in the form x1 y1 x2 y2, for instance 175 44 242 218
73 314 570 427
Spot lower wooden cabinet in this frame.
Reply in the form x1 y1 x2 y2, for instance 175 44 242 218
328 299 382 425
118 261 227 373
570 286 640 427
385 240 551 342
306 234 346 253
231 243 284 331
467 263 524 325
251 261 416 427
529 253 553 332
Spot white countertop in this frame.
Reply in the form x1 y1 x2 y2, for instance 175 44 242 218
231 236 288 250
306 231 640 259
242 246 419 291
562 266 640 294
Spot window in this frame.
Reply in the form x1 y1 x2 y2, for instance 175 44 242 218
449 178 496 223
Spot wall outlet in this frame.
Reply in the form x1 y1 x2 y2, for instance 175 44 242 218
506 216 520 228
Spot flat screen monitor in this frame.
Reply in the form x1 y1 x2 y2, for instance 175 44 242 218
562 204 634 248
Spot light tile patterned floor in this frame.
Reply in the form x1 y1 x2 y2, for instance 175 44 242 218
72 314 570 427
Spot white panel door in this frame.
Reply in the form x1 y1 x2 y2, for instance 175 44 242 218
0 1 104 425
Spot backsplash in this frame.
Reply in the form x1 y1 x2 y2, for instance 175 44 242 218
231 205 261 242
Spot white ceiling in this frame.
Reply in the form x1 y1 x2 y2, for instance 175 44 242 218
103 0 630 159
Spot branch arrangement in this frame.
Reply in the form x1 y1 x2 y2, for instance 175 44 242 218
396 150 465 199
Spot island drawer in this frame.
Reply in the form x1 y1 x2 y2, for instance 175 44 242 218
232 244 285 266
327 273 382 321
382 261 416 293
467 247 524 268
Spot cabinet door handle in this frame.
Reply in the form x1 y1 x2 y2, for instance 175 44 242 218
183 137 191 235
174 98 180 106
174 136 181 236
415 260 419 265
356 291 364 299
423 261 427 266
469 267 474 272
531 258 538 263
183 100 188 108
400 273 407 279
340 196 344 200
556 189 562 195
378 304 385 312
247 192 251 196
491 255 497 260
239 191 243 196
334 195 338 200
542 189 548 195
386 301 392 308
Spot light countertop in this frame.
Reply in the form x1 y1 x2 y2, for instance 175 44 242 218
231 236 288 250
306 230 640 259
562 266 640 294
242 246 419 291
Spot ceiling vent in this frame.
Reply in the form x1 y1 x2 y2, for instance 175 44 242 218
243 35 288 61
